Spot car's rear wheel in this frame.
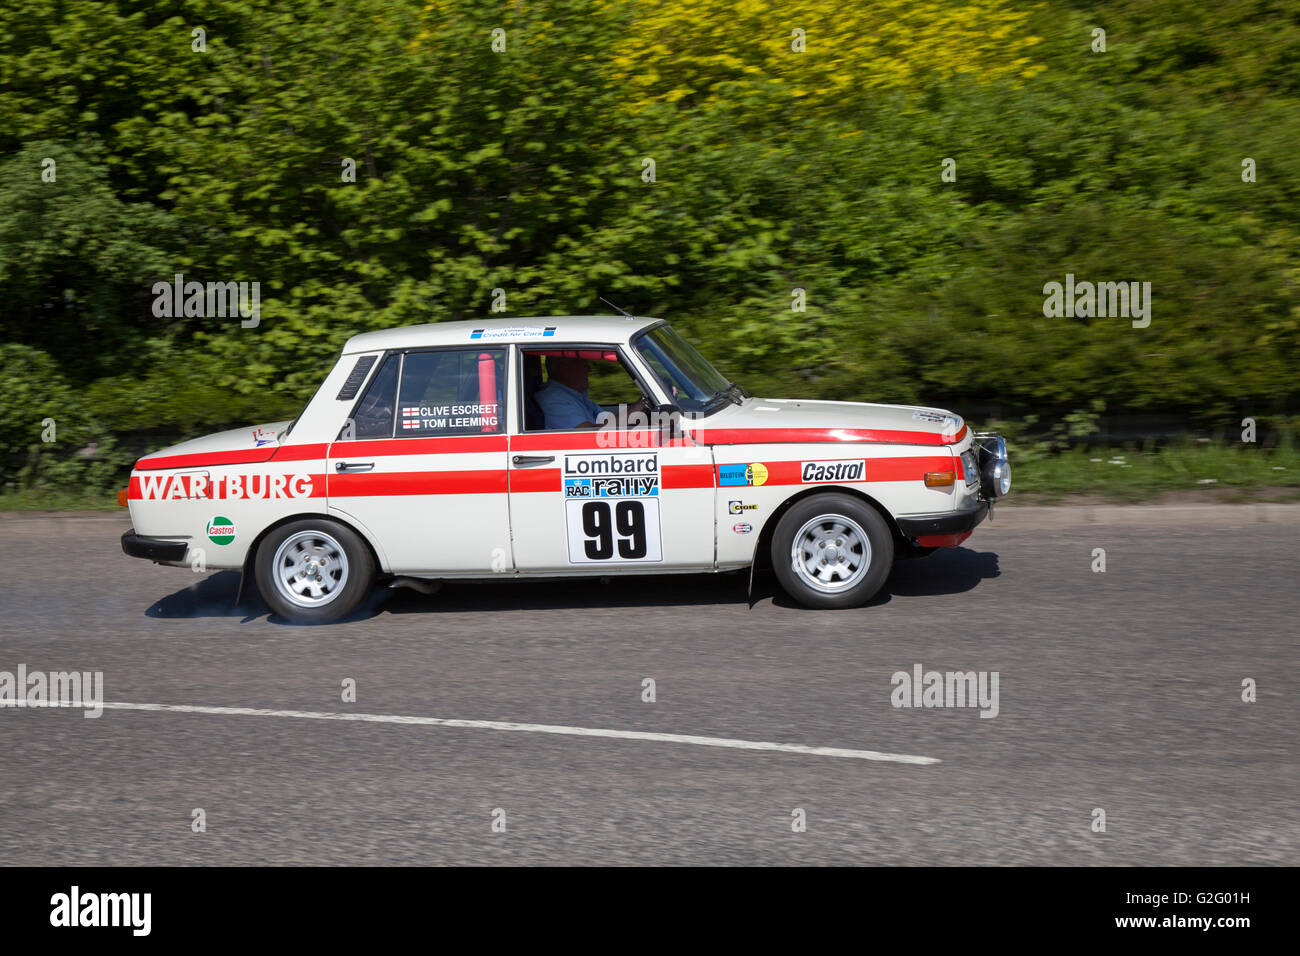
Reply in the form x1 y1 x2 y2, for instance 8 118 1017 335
771 494 894 609
255 519 375 623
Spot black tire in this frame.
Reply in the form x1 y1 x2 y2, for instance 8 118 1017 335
770 493 894 609
254 518 376 623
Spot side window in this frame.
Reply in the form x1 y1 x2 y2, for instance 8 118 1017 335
346 353 399 439
522 348 647 431
587 356 644 409
396 349 505 436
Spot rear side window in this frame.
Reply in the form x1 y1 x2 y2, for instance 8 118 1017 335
346 353 399 439
396 349 505 436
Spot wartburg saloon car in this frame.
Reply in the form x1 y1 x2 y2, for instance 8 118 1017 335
121 317 1010 621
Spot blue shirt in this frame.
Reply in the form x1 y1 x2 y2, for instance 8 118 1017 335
535 380 604 430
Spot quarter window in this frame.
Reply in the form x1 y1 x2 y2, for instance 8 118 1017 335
346 353 399 439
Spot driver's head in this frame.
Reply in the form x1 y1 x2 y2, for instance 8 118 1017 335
547 355 590 391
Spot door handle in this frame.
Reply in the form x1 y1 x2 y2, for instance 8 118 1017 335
512 455 555 467
335 461 375 472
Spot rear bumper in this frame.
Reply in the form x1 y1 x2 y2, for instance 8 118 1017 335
896 501 989 547
121 530 189 563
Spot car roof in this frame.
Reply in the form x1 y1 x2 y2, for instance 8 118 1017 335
341 316 662 354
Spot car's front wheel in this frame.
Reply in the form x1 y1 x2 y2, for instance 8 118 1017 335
770 494 894 609
255 519 375 623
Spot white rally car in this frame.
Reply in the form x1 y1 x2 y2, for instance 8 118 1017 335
121 317 1010 621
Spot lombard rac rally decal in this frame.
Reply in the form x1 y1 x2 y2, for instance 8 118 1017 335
206 516 236 545
563 452 663 563
717 463 769 487
801 459 866 483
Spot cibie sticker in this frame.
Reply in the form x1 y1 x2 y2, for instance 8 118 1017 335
206 516 236 545
728 500 758 514
563 452 663 563
717 463 769 487
801 459 866 483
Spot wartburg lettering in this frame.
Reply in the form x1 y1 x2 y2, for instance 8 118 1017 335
137 473 315 500
801 460 866 483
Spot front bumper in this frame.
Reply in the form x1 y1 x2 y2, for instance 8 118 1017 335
121 530 189 563
896 501 989 548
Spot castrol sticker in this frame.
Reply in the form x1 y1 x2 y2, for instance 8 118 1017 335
800 459 866 483
206 516 236 545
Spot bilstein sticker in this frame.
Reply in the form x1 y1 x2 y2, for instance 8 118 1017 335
717 463 769 487
207 516 236 545
801 459 866 483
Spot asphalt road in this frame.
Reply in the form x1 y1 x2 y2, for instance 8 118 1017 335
1 506 1296 865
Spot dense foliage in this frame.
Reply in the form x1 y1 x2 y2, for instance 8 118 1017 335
2 0 1297 492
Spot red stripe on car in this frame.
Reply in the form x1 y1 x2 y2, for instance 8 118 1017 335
509 468 561 493
134 448 279 470
688 425 966 446
269 443 330 461
662 464 715 489
329 436 509 457
329 469 508 497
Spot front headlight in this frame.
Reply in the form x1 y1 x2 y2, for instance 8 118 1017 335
975 433 1011 498
993 457 1011 495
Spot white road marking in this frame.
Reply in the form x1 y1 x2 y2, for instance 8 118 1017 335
83 701 939 765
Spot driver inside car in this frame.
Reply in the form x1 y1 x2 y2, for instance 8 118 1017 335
536 355 648 430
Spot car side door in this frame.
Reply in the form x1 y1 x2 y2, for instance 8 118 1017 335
507 346 716 573
326 346 513 575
